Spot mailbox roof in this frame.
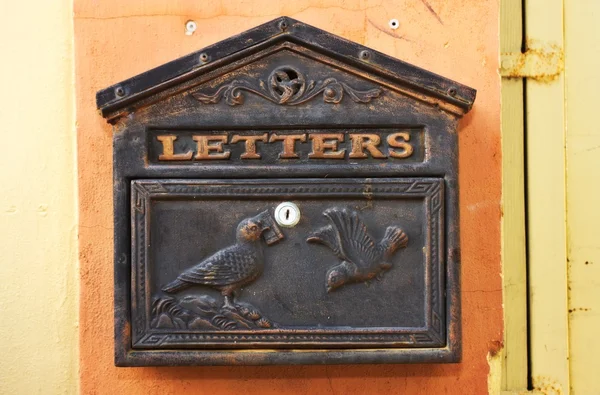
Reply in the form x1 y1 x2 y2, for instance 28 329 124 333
96 17 476 120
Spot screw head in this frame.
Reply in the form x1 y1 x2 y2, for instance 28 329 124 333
185 20 197 35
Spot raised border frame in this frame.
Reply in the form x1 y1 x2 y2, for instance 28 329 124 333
116 178 458 365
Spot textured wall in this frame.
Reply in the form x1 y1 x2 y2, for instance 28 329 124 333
75 1 502 394
0 1 78 394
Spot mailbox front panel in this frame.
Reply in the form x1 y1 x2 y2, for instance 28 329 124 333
131 178 445 349
98 17 475 365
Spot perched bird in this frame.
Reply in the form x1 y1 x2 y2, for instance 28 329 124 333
307 208 408 292
162 211 281 308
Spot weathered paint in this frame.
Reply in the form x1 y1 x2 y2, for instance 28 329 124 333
498 0 527 390
499 43 564 81
75 0 502 393
526 0 570 392
0 0 79 394
565 0 600 393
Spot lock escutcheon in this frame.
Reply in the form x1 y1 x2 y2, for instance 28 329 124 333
274 202 301 227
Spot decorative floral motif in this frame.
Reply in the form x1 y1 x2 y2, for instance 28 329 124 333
192 66 382 106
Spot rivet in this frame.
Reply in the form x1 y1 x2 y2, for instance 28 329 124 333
115 86 125 97
359 50 371 61
199 53 209 63
389 19 400 30
448 87 458 97
279 19 289 31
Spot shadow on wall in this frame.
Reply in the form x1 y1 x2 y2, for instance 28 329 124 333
142 363 462 381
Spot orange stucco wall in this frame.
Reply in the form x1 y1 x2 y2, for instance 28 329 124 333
75 1 502 393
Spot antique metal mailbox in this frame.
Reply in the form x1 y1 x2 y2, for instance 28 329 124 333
97 17 475 366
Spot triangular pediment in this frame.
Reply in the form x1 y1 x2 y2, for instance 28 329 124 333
97 17 475 121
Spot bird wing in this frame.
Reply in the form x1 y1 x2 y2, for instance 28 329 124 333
178 245 256 286
307 224 346 260
324 208 378 269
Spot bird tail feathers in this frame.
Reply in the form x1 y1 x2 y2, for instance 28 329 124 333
162 278 189 293
380 226 408 257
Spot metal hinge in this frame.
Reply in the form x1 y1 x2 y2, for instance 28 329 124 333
500 45 564 81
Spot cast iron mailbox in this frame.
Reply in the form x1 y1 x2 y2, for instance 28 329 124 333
97 17 475 366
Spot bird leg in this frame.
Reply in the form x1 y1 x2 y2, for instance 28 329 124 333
220 286 238 310
223 294 235 309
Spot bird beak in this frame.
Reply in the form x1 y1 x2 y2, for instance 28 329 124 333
254 219 269 232
258 220 270 231
253 211 271 231
254 210 284 245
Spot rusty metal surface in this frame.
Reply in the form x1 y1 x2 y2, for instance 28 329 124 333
98 17 475 366
500 42 564 81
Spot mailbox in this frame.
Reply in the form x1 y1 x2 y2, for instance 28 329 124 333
97 17 475 366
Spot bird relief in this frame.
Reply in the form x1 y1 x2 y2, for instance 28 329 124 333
152 210 284 331
152 206 409 332
307 208 409 292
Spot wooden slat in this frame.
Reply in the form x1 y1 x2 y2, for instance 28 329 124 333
500 0 528 390
564 1 600 393
525 0 570 392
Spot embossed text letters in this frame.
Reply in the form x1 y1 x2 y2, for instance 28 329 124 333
156 132 414 161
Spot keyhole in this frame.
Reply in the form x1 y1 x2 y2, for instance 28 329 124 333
274 202 301 228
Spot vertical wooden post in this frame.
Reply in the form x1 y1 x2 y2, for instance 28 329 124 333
526 0 570 392
500 0 528 390
564 1 600 393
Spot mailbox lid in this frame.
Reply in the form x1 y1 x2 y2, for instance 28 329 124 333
131 178 447 351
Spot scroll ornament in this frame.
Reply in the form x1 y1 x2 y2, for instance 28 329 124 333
192 66 382 106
